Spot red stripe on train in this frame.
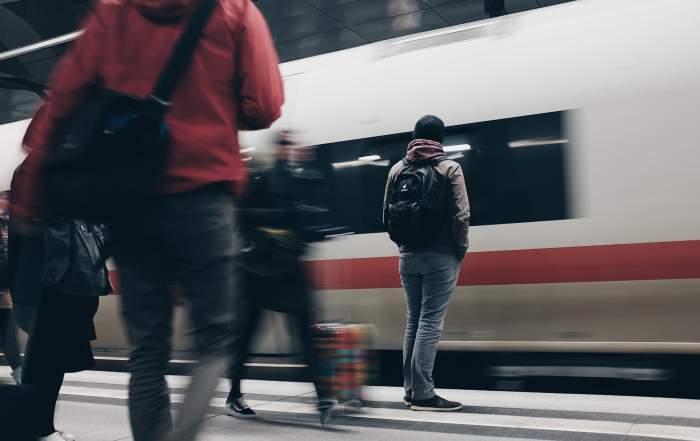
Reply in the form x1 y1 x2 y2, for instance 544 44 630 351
108 240 700 295
306 240 700 289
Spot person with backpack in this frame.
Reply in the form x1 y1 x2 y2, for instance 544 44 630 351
10 1 283 440
383 115 470 412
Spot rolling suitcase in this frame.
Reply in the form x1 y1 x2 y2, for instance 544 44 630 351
312 322 378 412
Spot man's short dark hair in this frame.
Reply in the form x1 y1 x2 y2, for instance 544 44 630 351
412 115 445 144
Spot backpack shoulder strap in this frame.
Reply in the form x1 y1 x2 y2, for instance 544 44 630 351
150 0 217 107
429 156 449 166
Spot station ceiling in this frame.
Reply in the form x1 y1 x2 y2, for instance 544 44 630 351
255 0 576 62
0 0 576 86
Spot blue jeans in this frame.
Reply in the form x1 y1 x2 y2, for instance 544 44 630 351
400 252 461 400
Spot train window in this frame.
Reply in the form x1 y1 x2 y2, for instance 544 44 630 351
316 111 569 234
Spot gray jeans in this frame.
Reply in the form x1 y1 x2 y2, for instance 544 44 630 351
112 185 237 441
400 252 461 400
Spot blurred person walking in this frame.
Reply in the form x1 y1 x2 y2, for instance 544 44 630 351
8 159 109 441
227 132 329 419
383 115 470 411
0 190 22 385
9 0 283 440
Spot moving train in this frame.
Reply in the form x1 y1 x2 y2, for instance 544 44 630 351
2 0 700 385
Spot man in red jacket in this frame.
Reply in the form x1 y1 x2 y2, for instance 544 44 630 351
14 1 284 440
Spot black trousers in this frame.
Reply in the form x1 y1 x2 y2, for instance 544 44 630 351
23 360 64 437
22 290 98 437
112 185 237 441
227 268 326 401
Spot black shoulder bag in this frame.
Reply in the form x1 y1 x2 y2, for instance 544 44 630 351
43 0 217 222
42 216 112 297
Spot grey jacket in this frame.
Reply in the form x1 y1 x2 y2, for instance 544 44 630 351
383 158 470 260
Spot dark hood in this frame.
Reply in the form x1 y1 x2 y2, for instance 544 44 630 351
406 139 445 162
130 0 209 19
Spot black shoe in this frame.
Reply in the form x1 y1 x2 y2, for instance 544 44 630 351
318 400 336 425
411 395 462 412
226 396 257 419
403 395 412 407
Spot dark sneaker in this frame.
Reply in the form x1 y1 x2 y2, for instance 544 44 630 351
403 395 412 407
226 396 257 419
411 395 462 412
318 400 337 425
344 398 364 414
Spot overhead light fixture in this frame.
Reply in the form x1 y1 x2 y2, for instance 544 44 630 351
508 139 569 148
333 155 386 169
444 144 471 152
240 147 256 153
332 160 363 169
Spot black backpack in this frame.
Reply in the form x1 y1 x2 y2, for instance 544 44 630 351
236 169 306 279
42 0 217 222
42 217 112 297
387 157 449 246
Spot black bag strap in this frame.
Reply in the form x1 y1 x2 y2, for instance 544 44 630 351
150 0 217 107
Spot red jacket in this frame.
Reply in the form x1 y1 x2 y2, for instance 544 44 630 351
12 0 284 221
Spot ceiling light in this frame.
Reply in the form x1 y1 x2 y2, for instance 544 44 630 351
333 155 384 169
508 139 569 148
332 160 365 169
443 144 471 152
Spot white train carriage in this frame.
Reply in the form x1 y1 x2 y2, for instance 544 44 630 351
2 0 700 380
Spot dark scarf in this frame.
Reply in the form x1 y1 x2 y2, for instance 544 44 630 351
406 139 445 162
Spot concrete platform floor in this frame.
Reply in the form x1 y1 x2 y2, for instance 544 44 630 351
3 367 700 441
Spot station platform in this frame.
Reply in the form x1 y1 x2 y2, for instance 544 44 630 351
3 367 700 441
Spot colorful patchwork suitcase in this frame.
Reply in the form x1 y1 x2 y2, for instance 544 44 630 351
312 323 378 403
